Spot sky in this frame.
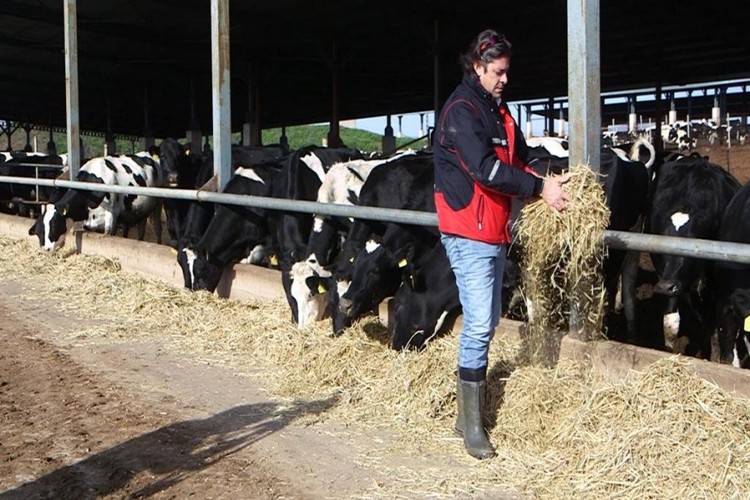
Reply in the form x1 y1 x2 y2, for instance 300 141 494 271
349 79 749 140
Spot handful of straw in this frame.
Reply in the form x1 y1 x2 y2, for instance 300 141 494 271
513 164 610 365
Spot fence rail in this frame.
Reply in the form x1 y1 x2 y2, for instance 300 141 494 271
3 174 750 264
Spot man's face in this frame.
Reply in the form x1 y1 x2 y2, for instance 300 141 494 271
474 56 510 99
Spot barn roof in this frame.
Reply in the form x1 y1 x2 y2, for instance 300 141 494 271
0 1 748 139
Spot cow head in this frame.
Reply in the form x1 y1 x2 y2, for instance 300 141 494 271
190 246 224 293
28 203 69 252
289 256 333 328
717 288 750 368
651 210 708 297
337 239 407 326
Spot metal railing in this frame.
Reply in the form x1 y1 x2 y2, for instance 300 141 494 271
3 173 750 264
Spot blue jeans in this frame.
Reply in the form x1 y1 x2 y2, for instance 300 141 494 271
441 234 506 371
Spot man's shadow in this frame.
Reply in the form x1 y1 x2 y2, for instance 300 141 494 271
1 396 337 499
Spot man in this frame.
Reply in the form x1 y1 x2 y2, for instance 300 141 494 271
434 29 570 460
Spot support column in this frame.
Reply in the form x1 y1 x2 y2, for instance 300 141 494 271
433 18 443 124
141 87 154 151
23 123 33 152
567 0 601 171
382 115 396 154
64 0 81 177
211 0 232 190
242 61 261 146
628 96 638 134
525 105 533 138
104 97 116 155
46 116 57 156
668 92 677 124
186 78 202 154
654 83 663 152
327 42 343 148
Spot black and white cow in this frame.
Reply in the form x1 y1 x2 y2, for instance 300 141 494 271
328 152 436 337
646 155 740 356
288 151 418 328
28 152 164 251
186 162 283 292
266 145 365 324
713 179 750 368
176 144 291 290
662 121 697 152
0 152 66 216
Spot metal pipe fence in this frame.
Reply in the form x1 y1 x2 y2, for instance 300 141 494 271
3 174 750 264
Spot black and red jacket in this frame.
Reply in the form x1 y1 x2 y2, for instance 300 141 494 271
434 74 543 244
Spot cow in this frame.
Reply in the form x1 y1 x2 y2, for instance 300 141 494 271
158 138 205 248
713 179 750 368
186 162 283 292
287 151 418 328
264 145 365 325
28 151 164 251
645 155 740 357
328 152 436 337
0 152 66 217
661 121 696 152
176 144 291 290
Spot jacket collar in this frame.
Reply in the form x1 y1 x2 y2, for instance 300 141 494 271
462 74 503 111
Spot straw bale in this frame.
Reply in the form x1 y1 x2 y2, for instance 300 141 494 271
514 164 610 365
3 235 750 498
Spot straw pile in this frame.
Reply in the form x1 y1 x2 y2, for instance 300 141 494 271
2 234 750 498
514 164 611 365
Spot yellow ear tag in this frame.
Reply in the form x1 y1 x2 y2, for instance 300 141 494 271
270 255 279 266
349 256 355 262
398 258 408 268
317 283 326 294
153 154 160 161
61 207 67 216
744 316 750 332
170 247 178 255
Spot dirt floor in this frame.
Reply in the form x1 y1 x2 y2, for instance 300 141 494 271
0 281 318 499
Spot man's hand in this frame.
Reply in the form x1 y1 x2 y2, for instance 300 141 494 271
541 172 571 211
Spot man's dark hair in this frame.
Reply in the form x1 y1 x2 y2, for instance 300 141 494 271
460 29 513 76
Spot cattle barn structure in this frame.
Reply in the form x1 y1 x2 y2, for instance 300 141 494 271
0 1 748 143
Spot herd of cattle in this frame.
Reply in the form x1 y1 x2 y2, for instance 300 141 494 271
2 133 750 369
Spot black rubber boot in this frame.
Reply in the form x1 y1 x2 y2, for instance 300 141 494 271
457 375 496 460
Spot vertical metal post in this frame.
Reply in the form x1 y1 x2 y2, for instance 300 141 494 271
433 18 442 121
211 0 231 190
567 0 601 171
327 42 342 148
63 0 81 177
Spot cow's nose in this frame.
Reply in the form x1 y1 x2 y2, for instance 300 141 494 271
168 172 179 187
653 279 682 296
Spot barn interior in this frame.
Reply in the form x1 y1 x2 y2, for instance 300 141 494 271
0 1 748 141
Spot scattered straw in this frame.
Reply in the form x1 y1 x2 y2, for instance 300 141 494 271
514 164 610 365
2 234 750 498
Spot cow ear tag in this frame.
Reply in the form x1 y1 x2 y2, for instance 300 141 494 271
270 255 279 266
317 283 327 294
744 316 750 332
398 258 408 268
349 256 355 262
61 207 67 216
170 247 178 255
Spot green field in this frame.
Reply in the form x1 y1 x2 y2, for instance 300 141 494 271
5 123 428 156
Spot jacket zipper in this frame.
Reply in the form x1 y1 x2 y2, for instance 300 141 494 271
477 194 485 231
